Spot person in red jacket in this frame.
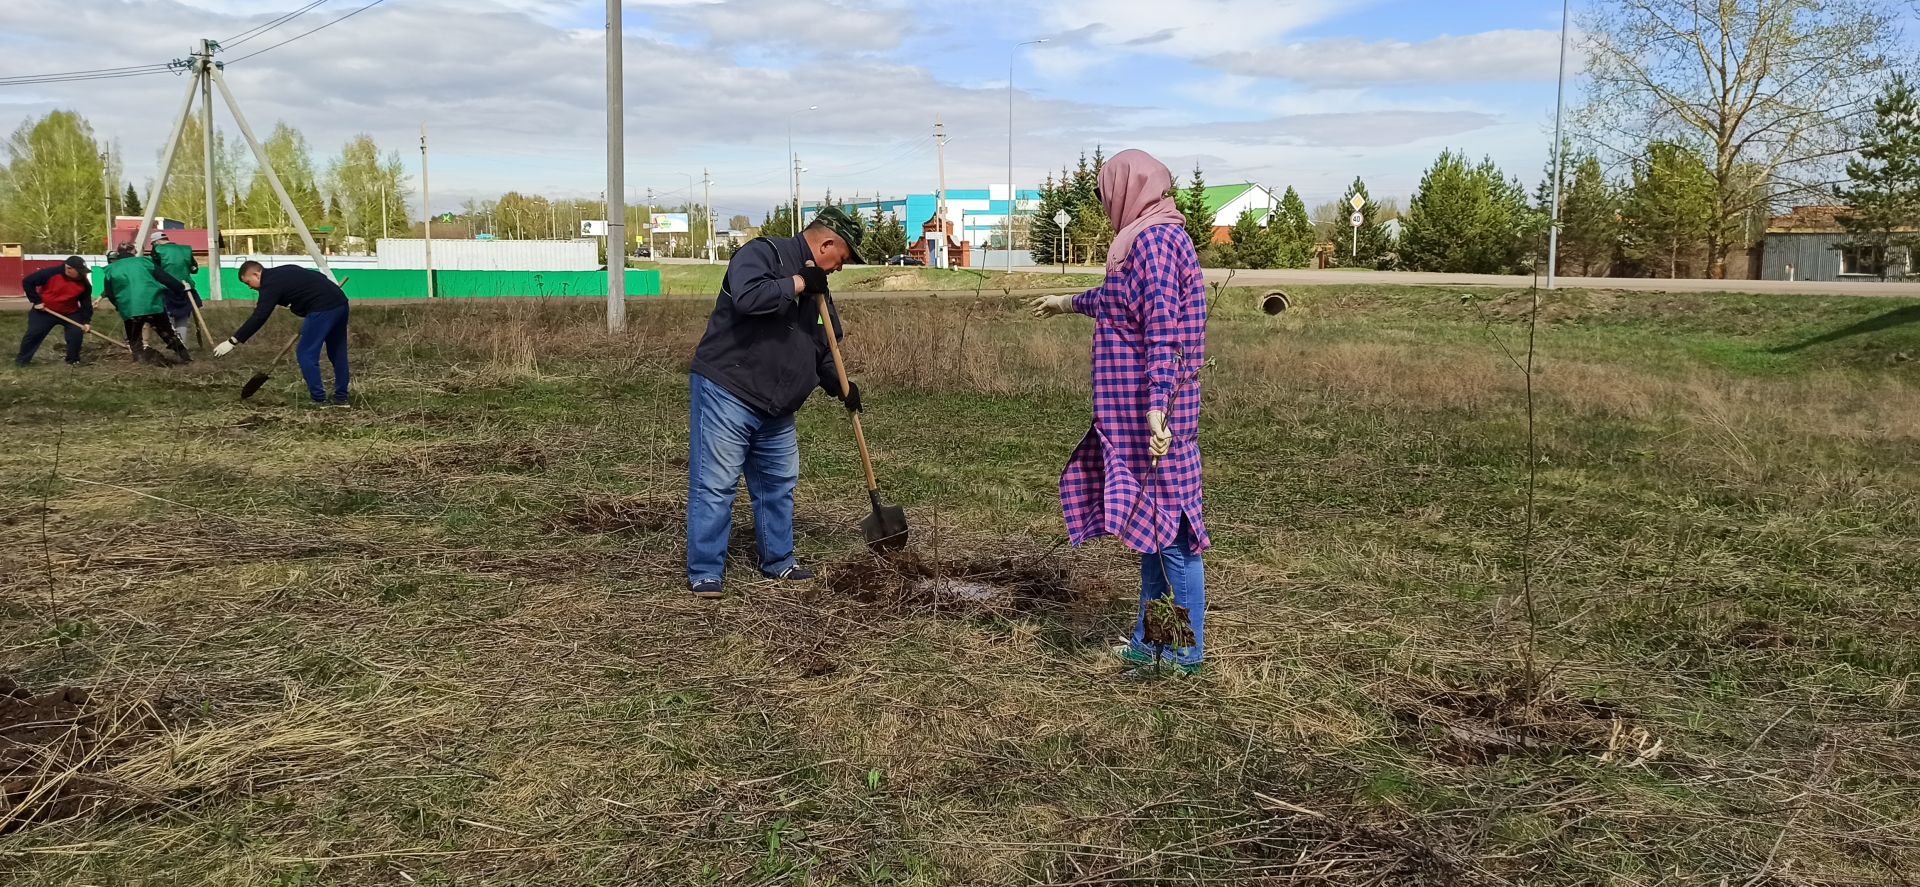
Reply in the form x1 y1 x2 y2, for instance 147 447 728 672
15 257 94 366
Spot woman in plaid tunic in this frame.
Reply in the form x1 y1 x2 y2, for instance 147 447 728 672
1031 149 1210 676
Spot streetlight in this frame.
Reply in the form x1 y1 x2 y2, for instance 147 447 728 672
789 105 817 234
1546 0 1570 290
1009 38 1049 272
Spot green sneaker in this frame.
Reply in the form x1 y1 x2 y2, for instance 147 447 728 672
1109 645 1200 676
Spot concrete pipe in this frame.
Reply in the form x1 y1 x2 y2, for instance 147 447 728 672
1260 291 1290 315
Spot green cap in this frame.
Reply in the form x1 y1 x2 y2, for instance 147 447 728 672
808 205 865 265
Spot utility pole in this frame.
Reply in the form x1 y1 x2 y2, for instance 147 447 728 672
100 152 113 257
199 39 223 304
604 0 627 331
792 158 804 231
703 168 714 263
1546 0 1570 290
645 187 655 258
1008 38 1047 272
935 115 948 269
421 124 435 299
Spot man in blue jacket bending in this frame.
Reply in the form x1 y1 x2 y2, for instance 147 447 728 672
684 206 865 599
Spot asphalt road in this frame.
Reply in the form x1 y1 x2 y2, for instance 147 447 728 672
646 257 1920 298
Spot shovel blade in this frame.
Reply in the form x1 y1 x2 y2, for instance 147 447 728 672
240 372 271 400
862 504 909 552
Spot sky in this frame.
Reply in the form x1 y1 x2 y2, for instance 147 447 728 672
0 0 1580 222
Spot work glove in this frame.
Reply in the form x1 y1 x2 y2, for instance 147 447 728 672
1147 410 1171 460
836 380 863 413
30 303 45 312
802 266 830 297
213 337 238 358
1028 294 1075 318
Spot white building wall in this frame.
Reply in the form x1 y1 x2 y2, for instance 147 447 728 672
1214 187 1281 226
376 239 599 271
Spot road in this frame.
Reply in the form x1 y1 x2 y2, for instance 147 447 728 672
643 256 1920 298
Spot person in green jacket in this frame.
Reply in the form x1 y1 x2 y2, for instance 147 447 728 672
148 232 202 347
102 244 192 365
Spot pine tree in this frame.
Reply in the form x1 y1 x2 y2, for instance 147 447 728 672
1621 141 1717 277
1177 164 1214 249
1836 75 1920 281
1557 154 1620 276
1274 186 1315 268
1030 172 1066 265
865 204 908 261
1331 177 1392 268
122 183 142 218
1402 150 1536 273
1226 207 1277 268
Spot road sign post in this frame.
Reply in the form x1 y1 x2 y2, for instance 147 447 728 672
1053 208 1071 274
1347 194 1365 262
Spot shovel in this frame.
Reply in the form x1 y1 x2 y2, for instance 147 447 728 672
40 307 130 350
815 292 908 552
240 332 300 400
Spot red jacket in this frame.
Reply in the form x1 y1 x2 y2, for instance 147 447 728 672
23 266 91 315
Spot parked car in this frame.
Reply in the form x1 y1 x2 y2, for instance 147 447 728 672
885 255 924 266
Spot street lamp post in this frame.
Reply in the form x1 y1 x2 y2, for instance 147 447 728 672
1546 0 1570 290
788 105 817 234
1009 38 1048 272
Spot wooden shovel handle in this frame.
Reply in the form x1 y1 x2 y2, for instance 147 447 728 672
815 291 879 494
40 307 129 349
268 331 300 365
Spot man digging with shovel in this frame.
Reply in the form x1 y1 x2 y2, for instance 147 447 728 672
214 261 352 407
101 245 194 366
683 205 870 599
15 257 94 367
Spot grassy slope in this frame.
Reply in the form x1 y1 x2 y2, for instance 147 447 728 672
0 287 1917 885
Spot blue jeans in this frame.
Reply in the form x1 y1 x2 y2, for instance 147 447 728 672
686 373 799 584
1129 519 1206 666
297 305 350 402
16 303 90 365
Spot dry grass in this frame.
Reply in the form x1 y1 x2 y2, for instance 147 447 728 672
1 285 1917 885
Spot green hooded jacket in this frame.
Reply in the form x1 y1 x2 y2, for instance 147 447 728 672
102 256 179 318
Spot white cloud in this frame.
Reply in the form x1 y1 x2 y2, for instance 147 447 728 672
641 0 914 52
1038 0 1356 57
1211 30 1568 85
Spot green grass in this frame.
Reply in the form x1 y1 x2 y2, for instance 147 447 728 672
641 262 1103 296
1 285 1917 884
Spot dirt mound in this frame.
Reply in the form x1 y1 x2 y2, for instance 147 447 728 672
1384 669 1660 766
824 550 1116 617
0 677 163 834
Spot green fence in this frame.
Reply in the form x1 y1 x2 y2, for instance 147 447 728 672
109 268 662 301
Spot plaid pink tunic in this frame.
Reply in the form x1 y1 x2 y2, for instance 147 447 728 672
1059 223 1211 554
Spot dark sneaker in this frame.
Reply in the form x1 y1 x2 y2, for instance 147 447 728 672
326 400 353 409
690 579 725 599
763 565 815 583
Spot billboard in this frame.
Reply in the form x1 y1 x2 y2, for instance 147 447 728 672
650 213 690 234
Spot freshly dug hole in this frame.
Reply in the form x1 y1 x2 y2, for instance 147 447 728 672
0 677 167 834
823 549 1118 617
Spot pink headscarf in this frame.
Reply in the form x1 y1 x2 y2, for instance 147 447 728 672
1099 149 1188 274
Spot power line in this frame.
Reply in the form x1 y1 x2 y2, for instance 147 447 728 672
222 0 334 50
226 0 391 65
0 66 181 87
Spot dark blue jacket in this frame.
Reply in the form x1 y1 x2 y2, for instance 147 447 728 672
231 265 348 344
690 236 845 416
